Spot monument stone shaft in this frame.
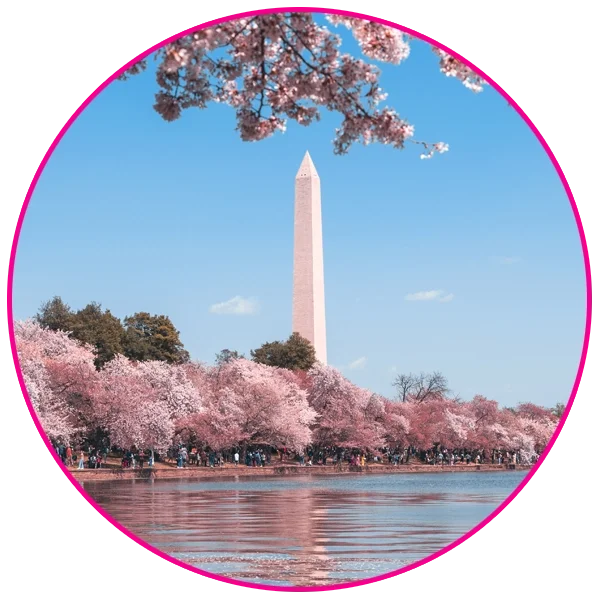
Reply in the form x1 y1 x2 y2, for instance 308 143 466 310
293 151 327 364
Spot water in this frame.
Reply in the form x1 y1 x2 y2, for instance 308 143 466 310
84 471 526 586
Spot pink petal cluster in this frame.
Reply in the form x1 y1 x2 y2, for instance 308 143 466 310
326 15 411 64
96 356 175 453
432 47 485 92
178 359 317 451
15 320 97 443
122 13 483 156
307 364 385 449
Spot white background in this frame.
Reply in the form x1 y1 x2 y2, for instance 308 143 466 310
0 0 600 600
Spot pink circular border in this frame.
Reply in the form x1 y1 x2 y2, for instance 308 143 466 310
7 6 592 593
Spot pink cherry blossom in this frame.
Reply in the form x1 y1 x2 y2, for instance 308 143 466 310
442 409 475 446
14 320 98 443
326 15 411 65
97 356 175 453
135 360 202 418
432 48 485 92
383 399 412 447
14 320 559 461
180 359 316 451
307 364 385 449
121 13 484 157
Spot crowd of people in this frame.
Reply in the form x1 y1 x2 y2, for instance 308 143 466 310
55 441 538 471
418 447 537 466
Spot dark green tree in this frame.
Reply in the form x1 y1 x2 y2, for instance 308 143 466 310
70 302 125 368
35 296 74 331
251 332 316 371
122 312 189 364
215 349 244 365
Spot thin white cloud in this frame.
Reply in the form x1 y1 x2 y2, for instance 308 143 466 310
405 290 454 303
348 356 367 370
495 256 521 265
209 296 259 315
405 290 443 301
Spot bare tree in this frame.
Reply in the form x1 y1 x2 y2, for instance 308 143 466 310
393 371 450 402
393 374 415 403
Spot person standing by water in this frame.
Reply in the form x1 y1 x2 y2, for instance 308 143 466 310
66 445 73 467
234 451 239 466
78 451 85 469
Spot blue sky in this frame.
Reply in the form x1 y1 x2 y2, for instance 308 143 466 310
13 18 586 407
481 56 600 184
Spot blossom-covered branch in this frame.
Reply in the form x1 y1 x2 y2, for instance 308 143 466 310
120 12 485 157
432 47 485 92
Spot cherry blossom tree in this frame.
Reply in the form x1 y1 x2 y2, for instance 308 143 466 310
181 359 316 451
307 364 385 449
507 429 537 464
401 398 446 449
17 341 77 444
122 12 484 158
95 355 202 459
177 362 245 449
515 414 556 456
383 399 412 448
134 359 202 418
178 388 246 451
14 320 98 444
14 320 561 462
465 395 503 452
502 403 557 461
441 407 477 449
515 402 556 422
96 355 175 455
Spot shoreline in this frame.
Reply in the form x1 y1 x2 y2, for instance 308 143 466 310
70 462 530 482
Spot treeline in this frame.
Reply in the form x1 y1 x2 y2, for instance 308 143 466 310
35 297 317 371
15 320 560 466
36 297 189 368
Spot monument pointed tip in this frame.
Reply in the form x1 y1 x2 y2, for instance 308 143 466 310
296 151 319 179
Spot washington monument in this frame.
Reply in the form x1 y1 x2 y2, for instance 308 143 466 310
293 151 327 364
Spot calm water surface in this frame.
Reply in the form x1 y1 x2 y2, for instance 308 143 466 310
84 471 527 586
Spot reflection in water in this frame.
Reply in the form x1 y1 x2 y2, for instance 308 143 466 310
85 471 526 586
